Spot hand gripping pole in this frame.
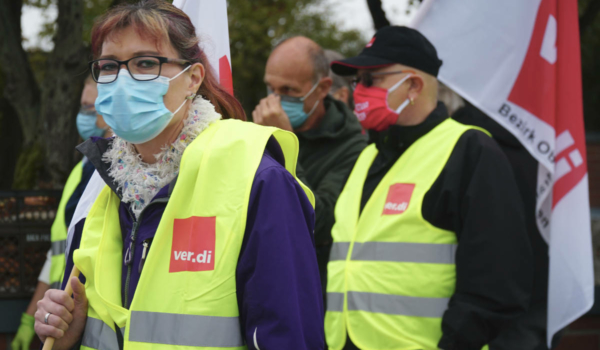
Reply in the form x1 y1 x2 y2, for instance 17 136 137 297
42 266 81 350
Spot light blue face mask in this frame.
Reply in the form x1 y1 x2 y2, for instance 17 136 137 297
76 109 106 140
95 67 191 144
274 81 320 129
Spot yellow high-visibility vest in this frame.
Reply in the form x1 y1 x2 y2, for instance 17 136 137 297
325 119 488 350
49 161 83 289
73 119 314 349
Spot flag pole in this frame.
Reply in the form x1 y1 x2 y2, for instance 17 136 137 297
41 266 81 350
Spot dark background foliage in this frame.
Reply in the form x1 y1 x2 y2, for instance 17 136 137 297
0 0 598 191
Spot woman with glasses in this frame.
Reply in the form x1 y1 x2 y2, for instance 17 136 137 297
33 1 325 349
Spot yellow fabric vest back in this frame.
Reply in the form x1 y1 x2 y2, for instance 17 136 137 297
325 119 487 350
73 119 314 349
49 161 83 289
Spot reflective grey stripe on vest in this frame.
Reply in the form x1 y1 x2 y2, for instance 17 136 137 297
49 282 61 290
327 292 344 312
329 242 350 261
347 291 449 318
351 242 457 264
81 317 124 350
129 311 243 347
51 239 67 256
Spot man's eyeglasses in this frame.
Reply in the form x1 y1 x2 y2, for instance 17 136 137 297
352 70 415 88
89 56 191 84
266 86 315 103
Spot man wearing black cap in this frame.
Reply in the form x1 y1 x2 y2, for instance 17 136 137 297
324 26 534 350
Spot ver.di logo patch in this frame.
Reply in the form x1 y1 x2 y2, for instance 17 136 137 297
170 216 216 273
382 183 415 215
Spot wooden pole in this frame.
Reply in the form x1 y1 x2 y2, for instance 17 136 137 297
42 266 81 350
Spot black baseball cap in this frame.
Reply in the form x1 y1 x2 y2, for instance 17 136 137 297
331 26 443 77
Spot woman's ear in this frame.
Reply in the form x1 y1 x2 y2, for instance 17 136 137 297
189 63 205 92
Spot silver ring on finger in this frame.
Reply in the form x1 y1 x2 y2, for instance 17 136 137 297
44 312 52 325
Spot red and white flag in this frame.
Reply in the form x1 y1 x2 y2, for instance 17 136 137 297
173 0 233 96
411 0 593 345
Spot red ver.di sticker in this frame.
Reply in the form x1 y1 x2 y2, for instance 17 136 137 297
382 183 415 215
170 216 216 273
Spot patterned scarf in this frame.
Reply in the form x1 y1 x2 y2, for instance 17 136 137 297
103 97 221 218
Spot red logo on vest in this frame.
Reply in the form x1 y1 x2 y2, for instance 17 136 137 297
382 183 415 215
170 216 216 273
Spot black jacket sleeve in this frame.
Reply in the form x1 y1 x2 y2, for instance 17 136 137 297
424 130 534 350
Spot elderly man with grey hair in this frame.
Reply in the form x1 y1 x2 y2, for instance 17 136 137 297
253 36 367 298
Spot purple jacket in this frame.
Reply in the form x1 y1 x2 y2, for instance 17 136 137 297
65 137 325 349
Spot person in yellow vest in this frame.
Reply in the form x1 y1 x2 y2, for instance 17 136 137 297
326 26 534 350
10 77 110 350
33 1 325 349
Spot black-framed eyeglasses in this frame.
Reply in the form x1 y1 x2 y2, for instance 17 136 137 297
89 56 191 84
352 70 415 88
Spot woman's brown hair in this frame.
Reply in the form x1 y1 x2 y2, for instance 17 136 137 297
90 0 245 120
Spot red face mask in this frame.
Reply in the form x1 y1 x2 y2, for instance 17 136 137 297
353 74 412 131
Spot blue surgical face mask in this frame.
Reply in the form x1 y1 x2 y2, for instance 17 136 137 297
273 81 320 129
76 109 106 140
95 67 191 144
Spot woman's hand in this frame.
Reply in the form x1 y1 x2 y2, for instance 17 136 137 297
34 277 88 349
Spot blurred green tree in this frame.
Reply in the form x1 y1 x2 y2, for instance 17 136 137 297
0 0 364 189
0 0 89 190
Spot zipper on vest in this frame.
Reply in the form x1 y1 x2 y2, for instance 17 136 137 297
123 198 169 309
123 222 138 266
123 218 138 309
138 238 152 274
